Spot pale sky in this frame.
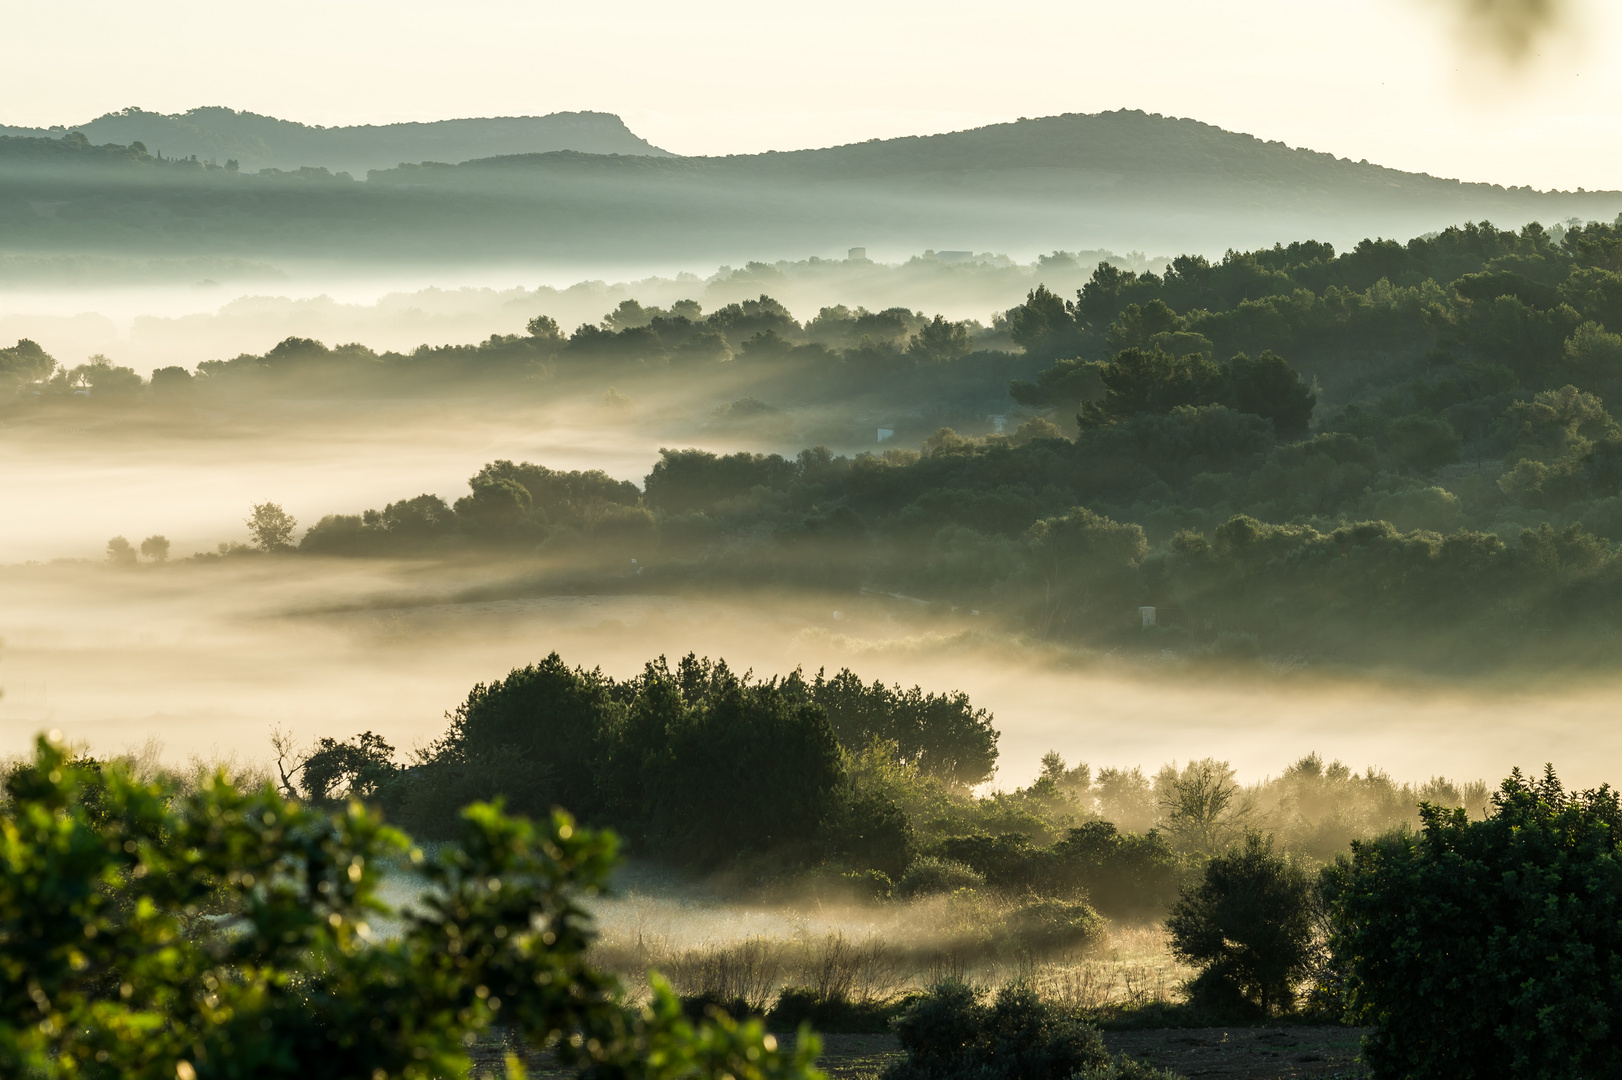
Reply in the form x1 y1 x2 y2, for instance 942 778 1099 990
3 0 1620 190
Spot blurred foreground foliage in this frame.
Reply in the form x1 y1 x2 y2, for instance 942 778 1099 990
0 735 821 1080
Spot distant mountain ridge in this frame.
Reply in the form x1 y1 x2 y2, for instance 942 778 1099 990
0 108 1617 263
0 106 670 174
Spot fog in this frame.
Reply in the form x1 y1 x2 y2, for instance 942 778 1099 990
6 250 1622 801
5 419 1621 794
0 252 1118 375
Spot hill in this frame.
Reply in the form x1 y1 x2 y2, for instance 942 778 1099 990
0 109 1617 266
0 106 669 174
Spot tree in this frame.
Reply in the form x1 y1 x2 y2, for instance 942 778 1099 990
1078 347 1225 426
452 477 536 540
526 314 562 339
296 731 399 803
139 534 170 562
0 735 818 1080
805 669 1000 787
1024 507 1147 637
1011 417 1066 445
246 502 298 550
1226 350 1315 439
1166 832 1317 1017
1005 285 1087 362
78 354 143 397
1156 758 1252 855
0 338 56 391
1324 766 1622 1079
149 366 194 397
1009 358 1102 411
907 315 974 362
105 536 136 566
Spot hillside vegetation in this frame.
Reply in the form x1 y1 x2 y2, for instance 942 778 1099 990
3 111 1618 261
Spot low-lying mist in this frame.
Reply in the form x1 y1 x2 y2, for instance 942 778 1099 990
0 247 1137 375
3 547 1618 792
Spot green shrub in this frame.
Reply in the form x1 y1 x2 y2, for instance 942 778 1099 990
680 991 761 1023
1002 897 1105 956
0 735 818 1080
767 987 909 1033
1325 767 1622 1079
883 980 1178 1080
925 825 1182 917
826 788 916 880
897 856 986 898
1165 833 1316 1017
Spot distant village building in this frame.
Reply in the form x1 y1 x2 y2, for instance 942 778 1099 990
847 247 868 260
877 427 895 443
1138 605 1157 629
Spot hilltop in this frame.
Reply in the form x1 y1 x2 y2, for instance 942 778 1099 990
0 106 669 174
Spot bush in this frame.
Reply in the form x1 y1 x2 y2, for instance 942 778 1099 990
767 987 909 1033
925 825 1183 918
1001 897 1105 956
0 735 817 1080
898 855 987 898
1325 767 1622 1079
826 788 916 880
1165 833 1316 1017
883 980 1177 1080
680 992 761 1023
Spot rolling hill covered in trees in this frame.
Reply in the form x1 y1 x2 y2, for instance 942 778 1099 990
2 110 1618 264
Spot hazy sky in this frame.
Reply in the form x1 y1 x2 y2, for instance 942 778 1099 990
4 0 1619 190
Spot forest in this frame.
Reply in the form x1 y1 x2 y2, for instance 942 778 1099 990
48 215 1622 672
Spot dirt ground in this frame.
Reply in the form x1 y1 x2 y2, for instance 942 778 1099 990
811 1027 1371 1080
470 1025 1372 1080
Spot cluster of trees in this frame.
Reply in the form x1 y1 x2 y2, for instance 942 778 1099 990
282 653 997 880
1153 766 1622 1078
248 406 1622 669
0 342 144 398
0 297 1018 420
281 652 1489 925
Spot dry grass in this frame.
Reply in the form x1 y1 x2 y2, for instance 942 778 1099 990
1030 924 1192 1012
590 883 1189 1013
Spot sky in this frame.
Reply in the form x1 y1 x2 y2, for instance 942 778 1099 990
2 0 1619 190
